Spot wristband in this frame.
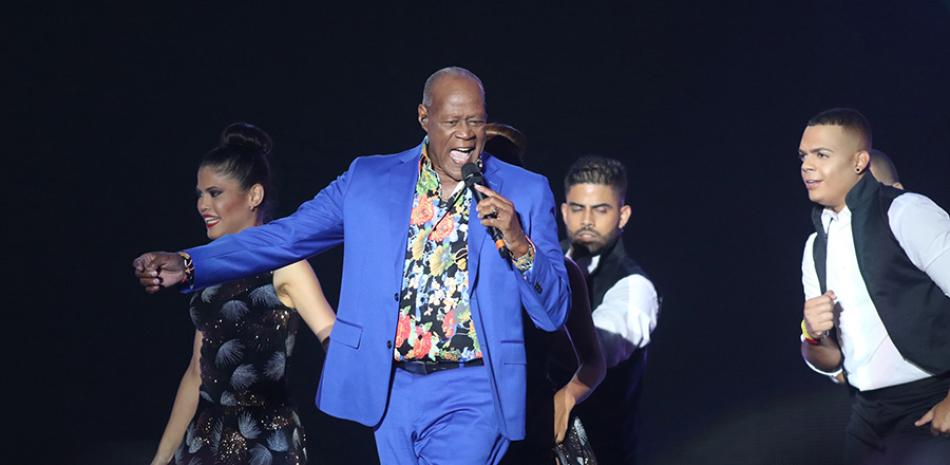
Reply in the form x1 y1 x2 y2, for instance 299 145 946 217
801 319 820 345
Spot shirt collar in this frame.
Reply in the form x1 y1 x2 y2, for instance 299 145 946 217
566 246 603 274
821 205 852 232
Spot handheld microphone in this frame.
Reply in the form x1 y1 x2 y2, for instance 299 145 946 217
462 163 510 260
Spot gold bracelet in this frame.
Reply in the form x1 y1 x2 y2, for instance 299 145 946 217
512 237 535 272
178 251 195 286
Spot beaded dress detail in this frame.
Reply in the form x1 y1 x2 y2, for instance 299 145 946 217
176 272 307 465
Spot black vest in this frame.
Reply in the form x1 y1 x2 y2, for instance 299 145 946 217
562 238 656 464
811 174 950 375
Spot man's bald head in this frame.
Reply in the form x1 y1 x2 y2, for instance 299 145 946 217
869 149 904 189
417 66 488 184
422 67 485 108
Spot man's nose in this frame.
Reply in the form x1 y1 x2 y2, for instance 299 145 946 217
581 210 594 227
801 157 815 174
456 122 476 139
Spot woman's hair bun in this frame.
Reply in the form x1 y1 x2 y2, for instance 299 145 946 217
219 122 273 156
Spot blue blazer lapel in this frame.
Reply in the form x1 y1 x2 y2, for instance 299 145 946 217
385 145 423 282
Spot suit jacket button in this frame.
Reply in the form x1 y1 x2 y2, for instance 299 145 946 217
534 282 543 294
386 340 393 349
393 292 399 302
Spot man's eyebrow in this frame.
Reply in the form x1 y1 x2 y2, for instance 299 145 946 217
567 201 612 209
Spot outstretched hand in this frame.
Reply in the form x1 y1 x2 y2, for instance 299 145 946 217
133 251 186 293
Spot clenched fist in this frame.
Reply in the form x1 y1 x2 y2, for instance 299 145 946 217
803 290 836 339
133 251 186 293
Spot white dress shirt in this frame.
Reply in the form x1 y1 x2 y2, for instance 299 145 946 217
569 252 660 368
801 193 950 391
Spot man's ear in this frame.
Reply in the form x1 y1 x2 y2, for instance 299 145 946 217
619 204 632 229
418 104 429 132
855 150 871 173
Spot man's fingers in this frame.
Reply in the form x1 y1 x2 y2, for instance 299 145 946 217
134 268 159 279
915 408 934 427
808 294 835 308
479 218 497 228
825 290 837 300
805 300 835 315
473 183 497 198
805 313 834 327
477 200 510 220
474 184 513 207
476 199 498 216
132 253 153 272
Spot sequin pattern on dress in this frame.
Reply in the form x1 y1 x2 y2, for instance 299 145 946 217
177 272 307 465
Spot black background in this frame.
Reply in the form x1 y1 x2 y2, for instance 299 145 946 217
12 1 950 464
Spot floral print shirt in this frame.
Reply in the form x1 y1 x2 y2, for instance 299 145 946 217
394 144 482 363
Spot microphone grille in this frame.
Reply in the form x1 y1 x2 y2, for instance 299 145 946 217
461 162 481 180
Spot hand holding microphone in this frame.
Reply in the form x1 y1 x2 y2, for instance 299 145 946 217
462 163 530 260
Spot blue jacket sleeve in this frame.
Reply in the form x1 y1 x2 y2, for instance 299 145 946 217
182 160 355 291
515 180 570 331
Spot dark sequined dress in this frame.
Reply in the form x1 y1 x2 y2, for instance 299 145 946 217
175 272 307 465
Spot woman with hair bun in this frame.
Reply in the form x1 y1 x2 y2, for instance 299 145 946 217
149 123 335 465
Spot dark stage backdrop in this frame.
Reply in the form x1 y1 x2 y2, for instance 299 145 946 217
12 2 950 464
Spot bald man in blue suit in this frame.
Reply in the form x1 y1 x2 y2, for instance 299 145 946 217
134 67 570 464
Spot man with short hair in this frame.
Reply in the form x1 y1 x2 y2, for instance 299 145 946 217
798 108 950 463
560 155 659 465
134 66 571 465
869 148 904 189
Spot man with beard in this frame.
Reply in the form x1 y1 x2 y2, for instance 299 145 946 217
560 156 660 465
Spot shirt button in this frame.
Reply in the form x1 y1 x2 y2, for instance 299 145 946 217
386 340 393 349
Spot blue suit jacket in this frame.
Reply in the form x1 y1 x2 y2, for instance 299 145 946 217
184 143 570 439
